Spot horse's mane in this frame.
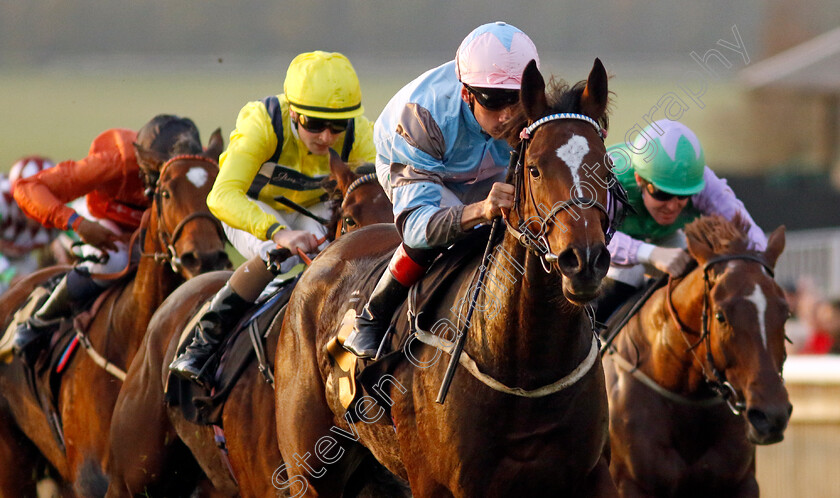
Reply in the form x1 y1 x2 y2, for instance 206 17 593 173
501 77 611 147
684 214 751 256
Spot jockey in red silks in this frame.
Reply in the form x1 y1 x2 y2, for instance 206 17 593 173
12 115 204 360
343 22 541 358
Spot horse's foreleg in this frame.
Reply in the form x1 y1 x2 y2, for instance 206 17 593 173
275 333 361 496
105 344 177 497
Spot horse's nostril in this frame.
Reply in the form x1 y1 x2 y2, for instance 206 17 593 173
590 244 610 276
747 407 789 436
180 252 199 269
216 251 232 270
557 248 580 274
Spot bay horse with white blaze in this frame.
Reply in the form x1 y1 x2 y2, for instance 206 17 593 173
106 155 395 497
0 128 229 497
604 215 790 497
273 59 620 497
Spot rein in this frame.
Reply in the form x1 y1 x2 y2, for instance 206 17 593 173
436 112 620 402
145 155 224 274
665 253 775 415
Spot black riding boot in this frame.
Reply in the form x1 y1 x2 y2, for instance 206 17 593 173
344 270 412 359
13 269 100 361
169 283 251 388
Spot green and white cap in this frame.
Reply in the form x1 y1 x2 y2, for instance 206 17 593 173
631 120 706 196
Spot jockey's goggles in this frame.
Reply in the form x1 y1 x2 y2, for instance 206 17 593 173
644 181 690 202
296 114 349 134
465 85 520 111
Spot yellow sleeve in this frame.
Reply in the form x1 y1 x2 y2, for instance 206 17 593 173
207 100 285 241
347 115 377 164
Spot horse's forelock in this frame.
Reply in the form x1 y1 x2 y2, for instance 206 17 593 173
685 214 751 256
501 77 611 147
169 134 204 155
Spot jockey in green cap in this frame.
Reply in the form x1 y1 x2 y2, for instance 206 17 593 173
594 119 767 324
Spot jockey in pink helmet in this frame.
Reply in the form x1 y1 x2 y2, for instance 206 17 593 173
344 22 540 358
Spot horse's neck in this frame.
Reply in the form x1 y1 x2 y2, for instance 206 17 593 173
131 222 181 326
634 270 711 394
468 235 589 386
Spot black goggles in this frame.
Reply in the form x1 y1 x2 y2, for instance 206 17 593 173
296 114 350 134
644 181 690 202
465 85 520 111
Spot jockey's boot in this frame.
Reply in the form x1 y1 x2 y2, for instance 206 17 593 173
344 245 429 359
13 268 101 361
169 255 275 388
168 283 250 388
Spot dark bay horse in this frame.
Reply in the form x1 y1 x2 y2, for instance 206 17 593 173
0 132 229 497
604 215 790 497
106 154 394 497
273 59 619 497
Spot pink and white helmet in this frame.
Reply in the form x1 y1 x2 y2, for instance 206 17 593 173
8 156 55 188
455 21 540 90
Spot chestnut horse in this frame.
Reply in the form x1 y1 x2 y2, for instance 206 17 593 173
106 155 394 497
604 215 790 497
273 59 620 497
0 132 230 497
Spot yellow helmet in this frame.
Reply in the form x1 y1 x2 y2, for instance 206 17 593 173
284 51 364 120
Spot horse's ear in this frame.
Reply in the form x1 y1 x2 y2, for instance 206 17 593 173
133 142 169 172
329 149 357 193
763 225 786 269
205 128 224 161
520 59 547 121
686 232 714 266
580 58 608 121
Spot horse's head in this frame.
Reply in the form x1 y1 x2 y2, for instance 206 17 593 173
138 129 231 279
685 215 791 445
504 59 615 303
326 153 393 238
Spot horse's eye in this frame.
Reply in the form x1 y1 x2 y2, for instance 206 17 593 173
160 190 171 199
528 166 540 178
715 311 726 323
343 217 356 227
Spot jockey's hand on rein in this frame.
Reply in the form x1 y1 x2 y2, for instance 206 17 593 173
272 229 320 255
483 182 515 221
649 247 693 277
76 218 119 253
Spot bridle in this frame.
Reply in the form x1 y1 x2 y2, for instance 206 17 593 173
143 154 225 274
339 173 378 235
504 112 629 273
666 253 775 415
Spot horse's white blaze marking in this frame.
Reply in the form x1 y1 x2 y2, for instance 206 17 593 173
746 283 768 349
556 134 589 197
186 167 208 188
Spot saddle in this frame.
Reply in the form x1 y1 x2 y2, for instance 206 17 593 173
327 226 492 417
165 274 299 426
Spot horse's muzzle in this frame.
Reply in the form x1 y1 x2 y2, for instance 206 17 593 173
746 402 792 445
557 243 610 302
